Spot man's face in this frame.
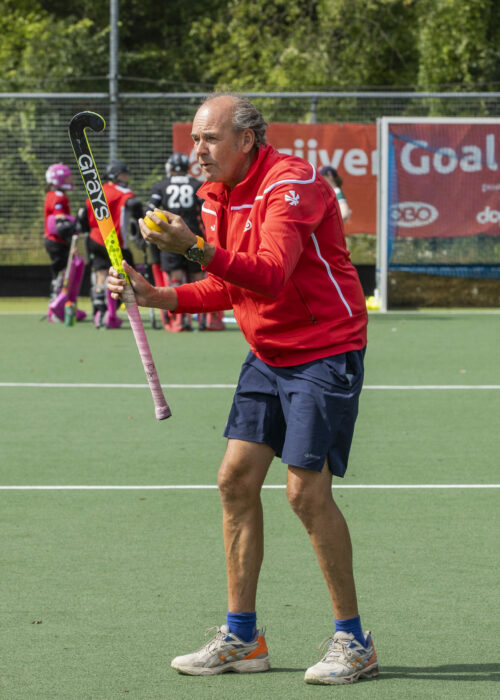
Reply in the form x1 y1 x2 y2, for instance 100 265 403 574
191 97 254 189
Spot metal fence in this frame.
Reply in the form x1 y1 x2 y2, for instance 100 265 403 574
1 91 500 264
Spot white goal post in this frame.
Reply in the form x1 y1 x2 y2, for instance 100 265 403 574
376 116 500 312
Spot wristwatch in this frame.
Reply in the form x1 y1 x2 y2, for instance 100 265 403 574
185 235 205 263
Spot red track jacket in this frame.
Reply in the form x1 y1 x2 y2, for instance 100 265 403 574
175 145 367 367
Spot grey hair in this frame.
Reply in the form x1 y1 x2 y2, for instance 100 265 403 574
201 93 268 148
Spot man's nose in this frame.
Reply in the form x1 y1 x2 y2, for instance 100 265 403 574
196 140 208 156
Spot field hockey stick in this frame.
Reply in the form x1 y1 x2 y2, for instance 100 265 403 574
68 111 171 420
142 245 159 329
62 234 79 292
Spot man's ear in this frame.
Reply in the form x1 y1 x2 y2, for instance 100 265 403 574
242 129 255 153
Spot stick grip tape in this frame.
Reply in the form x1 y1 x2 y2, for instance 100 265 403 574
122 285 172 420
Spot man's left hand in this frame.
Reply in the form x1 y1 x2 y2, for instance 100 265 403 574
139 209 196 254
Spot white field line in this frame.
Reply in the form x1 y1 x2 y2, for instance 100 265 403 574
0 484 498 491
2 382 500 390
3 309 500 316
364 385 500 390
0 382 238 389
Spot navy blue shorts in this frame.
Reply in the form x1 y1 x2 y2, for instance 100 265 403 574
224 349 365 477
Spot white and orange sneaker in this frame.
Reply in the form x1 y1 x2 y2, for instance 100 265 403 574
304 631 378 685
171 624 270 675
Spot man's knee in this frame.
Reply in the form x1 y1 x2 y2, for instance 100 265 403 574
286 464 332 524
218 457 258 506
287 481 314 522
217 442 272 507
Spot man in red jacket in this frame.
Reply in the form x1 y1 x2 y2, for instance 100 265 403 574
108 94 377 686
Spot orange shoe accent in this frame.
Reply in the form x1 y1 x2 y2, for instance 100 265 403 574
243 635 268 661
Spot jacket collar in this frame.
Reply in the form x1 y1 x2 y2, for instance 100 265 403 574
198 144 278 205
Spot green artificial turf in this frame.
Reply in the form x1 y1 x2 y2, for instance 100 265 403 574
0 305 498 698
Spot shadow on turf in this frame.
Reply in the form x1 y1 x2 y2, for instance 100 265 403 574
380 663 500 682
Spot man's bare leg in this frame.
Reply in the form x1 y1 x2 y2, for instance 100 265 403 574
286 461 358 619
217 439 275 612
170 439 274 675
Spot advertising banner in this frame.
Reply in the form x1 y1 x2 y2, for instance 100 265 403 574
390 122 500 239
173 122 377 235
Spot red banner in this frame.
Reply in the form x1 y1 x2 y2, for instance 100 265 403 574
173 122 377 235
390 122 500 238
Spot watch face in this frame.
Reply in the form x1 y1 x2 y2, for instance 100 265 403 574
186 245 204 263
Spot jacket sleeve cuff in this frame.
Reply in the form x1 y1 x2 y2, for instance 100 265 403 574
204 245 232 277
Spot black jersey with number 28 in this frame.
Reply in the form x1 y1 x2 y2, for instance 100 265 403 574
149 175 204 236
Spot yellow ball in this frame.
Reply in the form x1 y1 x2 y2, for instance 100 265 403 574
144 211 168 232
366 296 380 310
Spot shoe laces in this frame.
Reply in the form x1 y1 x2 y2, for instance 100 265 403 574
318 634 360 663
198 626 230 654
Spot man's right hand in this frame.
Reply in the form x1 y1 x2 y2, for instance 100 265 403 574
107 260 178 311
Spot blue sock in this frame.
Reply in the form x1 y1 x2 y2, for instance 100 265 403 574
227 611 257 643
335 616 366 647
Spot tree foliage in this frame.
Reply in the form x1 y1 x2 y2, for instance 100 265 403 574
0 0 499 92
0 1 108 90
417 0 500 89
188 0 422 90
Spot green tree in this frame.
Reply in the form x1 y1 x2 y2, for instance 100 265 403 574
189 0 421 91
417 0 500 89
36 0 226 90
2 0 500 94
0 1 108 91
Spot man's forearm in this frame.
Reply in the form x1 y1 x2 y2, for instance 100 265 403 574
149 284 179 312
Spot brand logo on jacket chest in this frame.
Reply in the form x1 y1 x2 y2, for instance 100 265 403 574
285 190 300 206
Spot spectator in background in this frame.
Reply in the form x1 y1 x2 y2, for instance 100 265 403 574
319 166 351 223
